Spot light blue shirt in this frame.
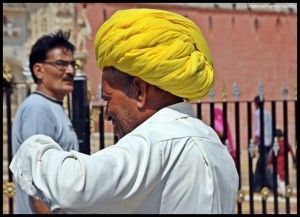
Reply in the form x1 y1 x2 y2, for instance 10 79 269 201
12 91 79 214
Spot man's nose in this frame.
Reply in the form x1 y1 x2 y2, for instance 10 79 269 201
65 64 76 75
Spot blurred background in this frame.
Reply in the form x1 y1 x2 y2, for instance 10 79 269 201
2 3 298 214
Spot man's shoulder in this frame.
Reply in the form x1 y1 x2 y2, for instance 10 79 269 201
17 94 53 113
128 116 213 144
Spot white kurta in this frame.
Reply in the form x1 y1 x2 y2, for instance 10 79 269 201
10 102 239 214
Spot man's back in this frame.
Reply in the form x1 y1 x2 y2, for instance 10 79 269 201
132 103 239 213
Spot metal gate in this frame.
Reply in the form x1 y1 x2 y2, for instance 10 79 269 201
3 78 298 214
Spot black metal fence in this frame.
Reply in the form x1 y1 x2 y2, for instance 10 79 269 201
3 79 298 214
97 99 298 214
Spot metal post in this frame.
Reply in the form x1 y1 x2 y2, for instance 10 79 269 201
247 102 254 214
208 89 215 129
27 84 31 96
210 102 215 129
197 103 202 120
114 135 118 144
5 86 14 214
71 74 90 154
271 101 279 214
283 100 290 213
67 94 71 119
259 99 267 214
99 106 105 150
235 101 242 213
3 81 15 214
222 102 228 145
262 199 267 214
295 99 299 214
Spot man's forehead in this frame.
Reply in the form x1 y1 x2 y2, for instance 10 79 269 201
47 47 74 59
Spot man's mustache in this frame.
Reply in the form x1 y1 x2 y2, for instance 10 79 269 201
62 75 74 82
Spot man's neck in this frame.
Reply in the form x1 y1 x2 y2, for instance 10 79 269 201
36 86 65 101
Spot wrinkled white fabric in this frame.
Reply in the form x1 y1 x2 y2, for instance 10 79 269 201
10 102 239 214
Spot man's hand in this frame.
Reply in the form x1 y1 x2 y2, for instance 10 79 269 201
30 196 50 214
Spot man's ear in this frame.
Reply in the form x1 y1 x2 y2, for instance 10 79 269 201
33 63 43 81
132 77 147 109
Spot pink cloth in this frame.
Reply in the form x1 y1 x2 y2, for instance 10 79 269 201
214 108 236 163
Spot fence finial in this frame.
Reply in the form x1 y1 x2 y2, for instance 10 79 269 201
3 181 15 198
3 62 13 83
281 83 288 100
261 187 270 201
221 82 227 101
257 81 264 101
285 185 293 198
232 82 240 101
237 189 245 204
75 58 84 76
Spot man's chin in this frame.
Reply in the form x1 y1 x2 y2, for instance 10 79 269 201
63 86 74 93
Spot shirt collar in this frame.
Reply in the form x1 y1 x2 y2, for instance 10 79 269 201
139 102 196 128
166 101 196 118
33 91 63 106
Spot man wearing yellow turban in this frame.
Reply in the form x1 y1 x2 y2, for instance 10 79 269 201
10 8 238 214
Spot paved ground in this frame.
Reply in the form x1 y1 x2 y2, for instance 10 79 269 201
2 133 298 214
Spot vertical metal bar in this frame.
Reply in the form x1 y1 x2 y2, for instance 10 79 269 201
262 200 267 214
222 102 228 145
283 100 290 213
99 106 105 150
6 87 14 214
114 135 119 144
247 102 254 214
295 99 299 214
67 93 71 119
234 101 242 214
27 84 31 96
210 102 215 129
259 100 267 214
271 101 279 214
71 76 90 154
197 103 202 120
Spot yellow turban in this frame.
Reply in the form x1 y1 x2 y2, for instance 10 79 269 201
94 8 214 101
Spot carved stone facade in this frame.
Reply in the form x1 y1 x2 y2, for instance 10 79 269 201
3 3 94 120
3 3 92 77
23 3 77 56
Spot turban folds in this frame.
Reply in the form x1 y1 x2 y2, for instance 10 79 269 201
94 8 214 101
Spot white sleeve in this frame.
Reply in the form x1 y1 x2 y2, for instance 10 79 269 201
10 133 160 213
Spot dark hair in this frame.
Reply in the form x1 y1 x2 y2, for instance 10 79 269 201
275 129 283 137
29 30 75 83
254 95 264 107
111 68 134 94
